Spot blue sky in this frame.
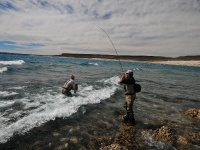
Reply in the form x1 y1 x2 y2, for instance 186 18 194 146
0 0 200 57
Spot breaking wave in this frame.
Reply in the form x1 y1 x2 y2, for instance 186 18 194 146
0 76 120 143
0 67 7 73
0 60 25 65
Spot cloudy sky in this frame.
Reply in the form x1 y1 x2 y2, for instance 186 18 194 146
0 0 200 57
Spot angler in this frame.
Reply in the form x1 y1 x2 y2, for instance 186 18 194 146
119 70 136 125
62 75 78 97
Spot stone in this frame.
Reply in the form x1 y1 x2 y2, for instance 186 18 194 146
52 132 61 137
177 136 189 145
70 137 78 143
184 108 200 119
144 126 176 144
60 138 69 142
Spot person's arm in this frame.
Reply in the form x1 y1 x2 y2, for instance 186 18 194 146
72 81 77 93
119 72 125 83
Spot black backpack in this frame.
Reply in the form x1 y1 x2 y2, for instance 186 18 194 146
134 83 141 93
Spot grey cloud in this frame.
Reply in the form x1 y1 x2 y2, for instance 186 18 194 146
0 0 200 56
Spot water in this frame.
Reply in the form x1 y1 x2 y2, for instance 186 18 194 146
0 53 200 149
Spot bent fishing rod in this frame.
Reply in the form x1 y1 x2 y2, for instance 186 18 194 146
98 26 124 72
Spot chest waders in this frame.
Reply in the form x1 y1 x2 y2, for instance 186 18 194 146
62 80 73 97
123 84 136 125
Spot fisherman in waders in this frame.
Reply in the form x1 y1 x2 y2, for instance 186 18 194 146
62 75 78 97
119 70 136 125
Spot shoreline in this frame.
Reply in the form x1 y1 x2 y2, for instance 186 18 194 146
149 60 200 67
1 52 200 67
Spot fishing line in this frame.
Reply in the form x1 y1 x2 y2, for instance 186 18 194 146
97 26 123 72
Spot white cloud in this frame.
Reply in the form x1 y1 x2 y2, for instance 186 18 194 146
0 0 200 56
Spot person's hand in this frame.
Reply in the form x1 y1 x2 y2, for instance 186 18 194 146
121 72 125 76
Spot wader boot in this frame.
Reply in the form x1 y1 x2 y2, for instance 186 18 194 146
123 111 135 125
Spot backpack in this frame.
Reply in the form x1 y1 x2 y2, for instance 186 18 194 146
134 83 141 93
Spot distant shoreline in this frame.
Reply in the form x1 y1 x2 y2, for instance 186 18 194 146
57 53 200 67
58 53 200 61
1 52 200 67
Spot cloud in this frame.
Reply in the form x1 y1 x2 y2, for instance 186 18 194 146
0 0 200 56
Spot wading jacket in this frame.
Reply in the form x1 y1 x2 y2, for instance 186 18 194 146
120 77 135 95
63 79 75 91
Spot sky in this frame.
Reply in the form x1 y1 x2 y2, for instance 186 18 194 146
0 0 200 57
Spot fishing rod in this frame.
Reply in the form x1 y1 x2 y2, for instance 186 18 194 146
97 26 124 72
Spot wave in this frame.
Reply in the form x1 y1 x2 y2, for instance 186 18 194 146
0 91 18 99
0 101 24 112
0 67 7 73
80 62 99 66
0 60 25 65
0 76 120 143
88 62 98 66
7 86 27 90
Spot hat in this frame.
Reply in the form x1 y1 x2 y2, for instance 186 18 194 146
126 70 133 74
71 75 75 79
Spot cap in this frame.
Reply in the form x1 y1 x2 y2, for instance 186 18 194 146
71 75 75 79
126 70 133 74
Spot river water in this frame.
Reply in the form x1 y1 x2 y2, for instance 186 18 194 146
0 53 199 149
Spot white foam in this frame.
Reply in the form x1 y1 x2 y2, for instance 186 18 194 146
0 91 18 98
0 76 120 143
88 62 98 66
8 86 27 90
0 60 25 65
0 67 7 73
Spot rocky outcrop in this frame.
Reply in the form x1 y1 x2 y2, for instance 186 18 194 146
143 126 176 145
183 108 200 119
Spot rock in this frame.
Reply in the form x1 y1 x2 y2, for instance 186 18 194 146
177 136 189 145
144 126 176 145
184 108 200 119
87 137 113 150
185 132 200 143
64 143 68 148
70 136 78 143
60 138 69 142
114 124 139 148
100 144 126 150
52 132 61 137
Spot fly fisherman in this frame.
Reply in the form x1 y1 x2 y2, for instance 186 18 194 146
119 70 136 125
62 75 78 97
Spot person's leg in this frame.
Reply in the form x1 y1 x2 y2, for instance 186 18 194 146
129 95 136 125
62 89 72 97
124 95 136 125
66 91 72 97
123 95 131 121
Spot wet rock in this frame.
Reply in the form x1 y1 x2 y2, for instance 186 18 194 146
100 144 126 150
52 132 61 137
70 136 78 143
184 108 200 119
114 124 143 149
177 136 189 145
88 137 113 150
143 126 176 145
185 132 200 144
60 137 69 142
64 143 68 148
30 141 44 150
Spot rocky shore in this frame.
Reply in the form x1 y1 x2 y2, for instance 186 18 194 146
90 108 200 150
0 108 199 150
